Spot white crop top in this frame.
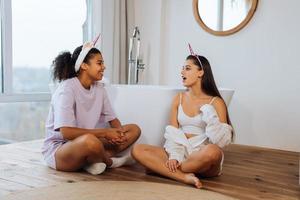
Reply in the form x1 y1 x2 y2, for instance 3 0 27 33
177 93 216 135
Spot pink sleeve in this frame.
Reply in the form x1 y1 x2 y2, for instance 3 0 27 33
100 89 116 123
53 87 77 130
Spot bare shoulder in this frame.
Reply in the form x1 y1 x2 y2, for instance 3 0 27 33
169 93 182 127
171 92 181 107
212 96 226 109
212 96 228 123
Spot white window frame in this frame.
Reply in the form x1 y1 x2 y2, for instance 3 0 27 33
1 0 13 97
0 0 91 103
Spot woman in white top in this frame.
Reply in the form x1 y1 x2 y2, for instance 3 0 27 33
42 37 141 175
132 45 233 188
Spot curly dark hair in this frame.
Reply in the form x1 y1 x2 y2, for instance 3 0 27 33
52 46 101 82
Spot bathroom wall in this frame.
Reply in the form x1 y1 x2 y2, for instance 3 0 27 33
95 0 163 84
127 0 164 85
100 0 300 151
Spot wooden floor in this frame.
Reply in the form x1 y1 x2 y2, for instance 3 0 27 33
0 140 299 200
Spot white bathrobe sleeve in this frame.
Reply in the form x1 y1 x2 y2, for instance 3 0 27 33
163 126 187 163
200 104 233 148
164 139 185 163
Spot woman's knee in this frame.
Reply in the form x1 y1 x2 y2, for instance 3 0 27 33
128 124 141 138
78 134 104 153
202 144 223 163
123 124 141 144
131 144 149 159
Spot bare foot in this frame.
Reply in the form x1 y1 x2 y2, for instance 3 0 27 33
184 173 203 189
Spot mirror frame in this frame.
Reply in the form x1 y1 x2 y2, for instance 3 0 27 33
193 0 259 36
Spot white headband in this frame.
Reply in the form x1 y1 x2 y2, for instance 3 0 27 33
74 34 100 72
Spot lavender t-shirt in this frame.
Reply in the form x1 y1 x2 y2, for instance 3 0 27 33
42 77 116 155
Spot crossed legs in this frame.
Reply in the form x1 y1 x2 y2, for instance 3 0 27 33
131 144 223 188
55 124 141 172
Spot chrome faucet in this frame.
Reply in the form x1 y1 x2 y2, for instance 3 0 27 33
128 26 145 84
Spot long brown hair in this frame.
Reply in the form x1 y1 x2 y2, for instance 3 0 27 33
187 55 234 139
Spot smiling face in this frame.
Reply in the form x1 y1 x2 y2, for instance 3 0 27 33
82 53 105 82
181 59 204 87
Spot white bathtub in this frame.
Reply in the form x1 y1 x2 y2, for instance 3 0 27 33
106 84 234 146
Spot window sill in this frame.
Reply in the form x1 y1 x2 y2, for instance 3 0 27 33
0 93 51 103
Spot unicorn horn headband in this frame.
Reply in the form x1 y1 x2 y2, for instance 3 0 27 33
188 43 203 69
75 34 101 72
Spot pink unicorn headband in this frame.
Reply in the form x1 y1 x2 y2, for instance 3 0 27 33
188 43 203 69
75 34 101 72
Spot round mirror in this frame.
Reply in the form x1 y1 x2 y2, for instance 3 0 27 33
193 0 258 36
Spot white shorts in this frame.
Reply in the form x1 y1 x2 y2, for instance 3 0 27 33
43 141 65 170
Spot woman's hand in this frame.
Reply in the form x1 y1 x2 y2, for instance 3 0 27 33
105 128 127 145
165 159 180 172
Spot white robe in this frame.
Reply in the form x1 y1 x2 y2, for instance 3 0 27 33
164 104 232 163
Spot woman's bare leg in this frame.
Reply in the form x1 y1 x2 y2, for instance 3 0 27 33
55 134 112 172
180 144 223 177
131 144 202 188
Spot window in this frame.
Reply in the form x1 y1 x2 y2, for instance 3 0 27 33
0 22 2 93
12 0 86 93
0 0 88 143
0 102 49 143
